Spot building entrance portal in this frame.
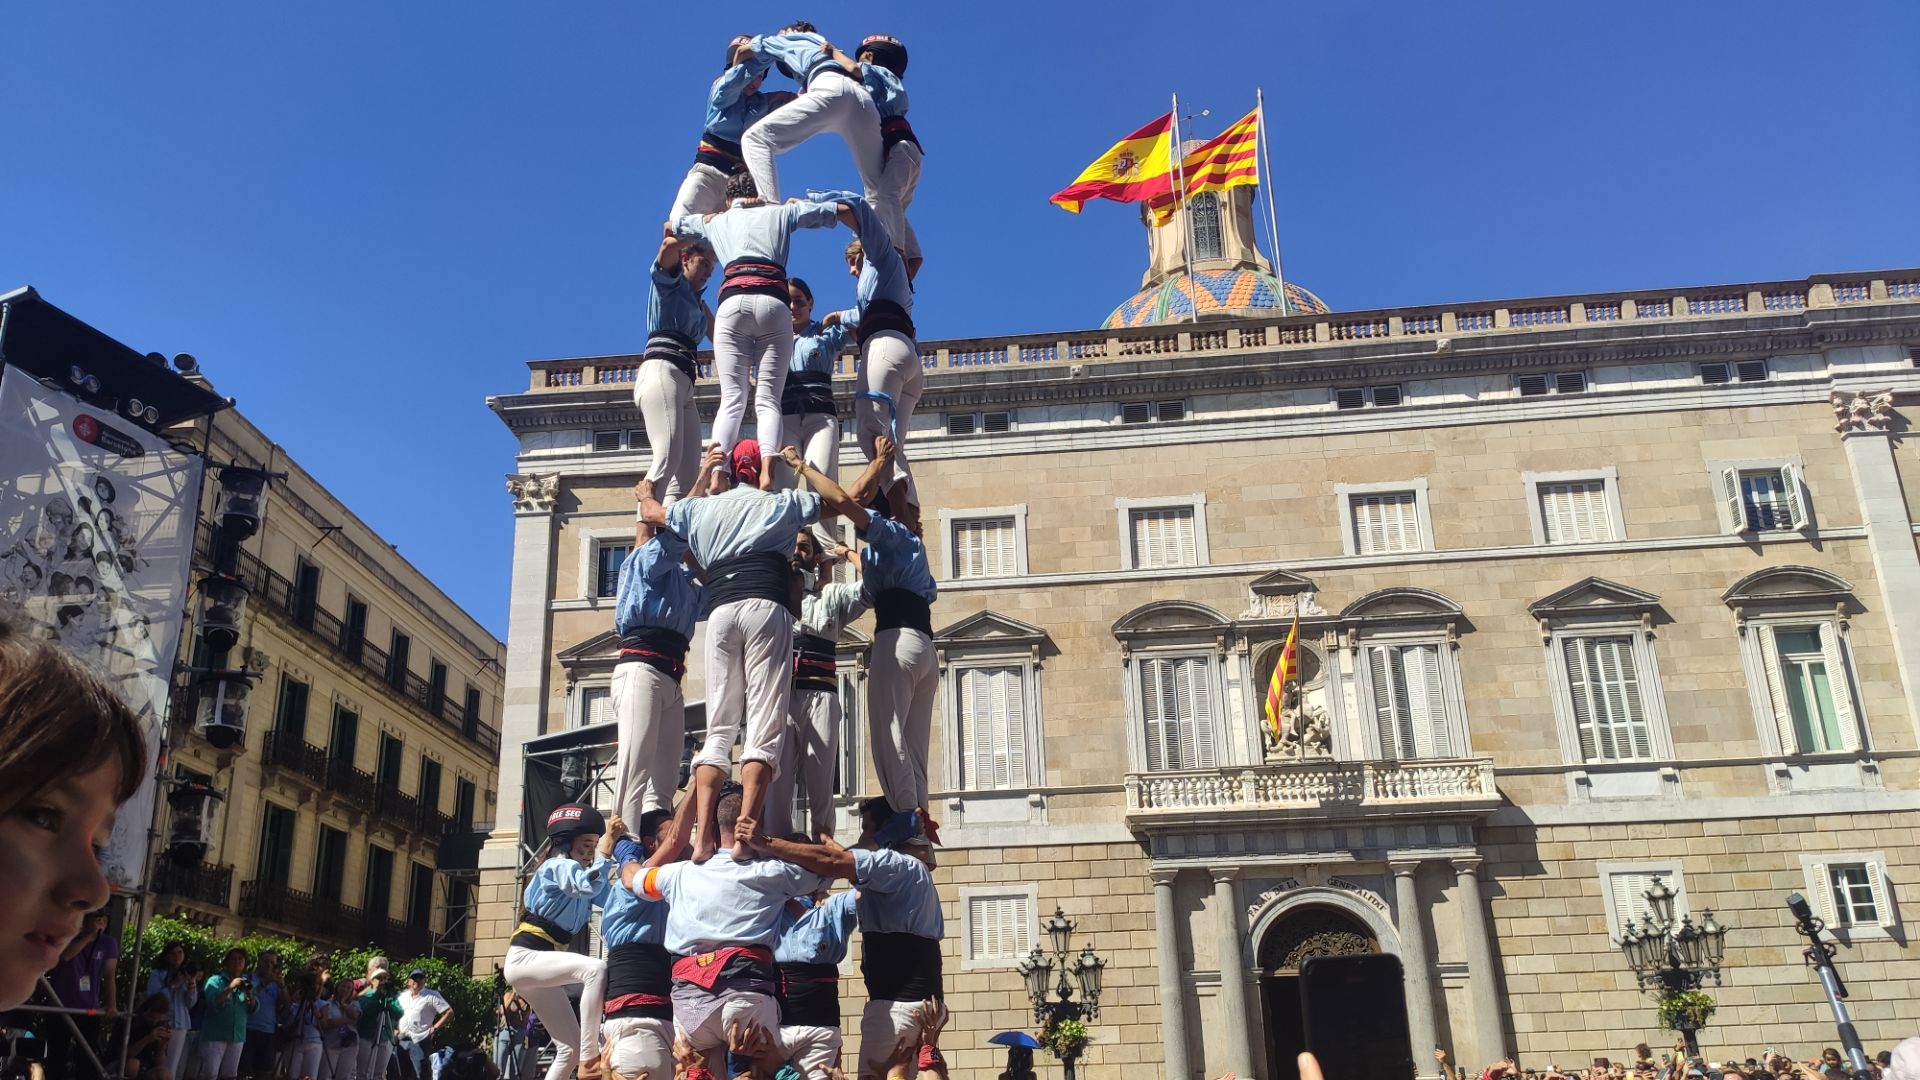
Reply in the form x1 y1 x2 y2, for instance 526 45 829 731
1258 906 1378 1080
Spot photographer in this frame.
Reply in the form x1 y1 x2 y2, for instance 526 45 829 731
156 954 200 1080
396 968 454 1079
237 949 283 1080
199 948 256 1079
123 993 171 1080
353 968 405 1080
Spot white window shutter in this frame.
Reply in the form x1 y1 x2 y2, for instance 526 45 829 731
1563 637 1597 760
1720 468 1745 533
1611 873 1646 930
997 521 1018 576
1781 463 1809 531
1588 483 1616 541
1757 624 1797 753
1817 625 1861 752
1614 640 1651 757
1177 511 1197 566
1415 645 1452 757
1140 660 1167 772
1368 646 1398 758
1003 669 1028 787
1866 860 1894 928
1185 658 1217 769
1810 861 1835 923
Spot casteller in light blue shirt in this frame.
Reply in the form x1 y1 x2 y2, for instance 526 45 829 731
790 316 858 378
614 530 705 641
704 57 779 144
521 853 615 935
858 62 908 120
599 872 668 949
646 263 709 346
807 192 911 318
666 486 823 569
859 514 936 604
749 31 839 87
675 200 840 270
774 890 858 965
851 848 942 940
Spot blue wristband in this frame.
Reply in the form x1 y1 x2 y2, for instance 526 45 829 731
614 836 645 867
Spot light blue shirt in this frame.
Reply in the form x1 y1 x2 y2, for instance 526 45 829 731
818 193 911 317
666 487 822 568
774 891 858 965
646 263 708 345
858 63 908 119
245 977 281 1034
521 853 614 935
791 316 857 377
643 851 829 955
859 515 936 602
675 200 840 270
704 60 778 143
600 876 668 948
614 530 705 640
750 31 837 86
852 849 942 939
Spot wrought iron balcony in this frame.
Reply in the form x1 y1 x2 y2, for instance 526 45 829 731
261 731 332 787
153 862 234 909
241 880 436 956
1124 757 1499 827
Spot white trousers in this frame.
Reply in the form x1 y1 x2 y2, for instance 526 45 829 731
601 1016 672 1080
764 686 839 840
872 140 922 262
774 410 840 490
857 999 927 1080
504 944 608 1080
288 1040 323 1080
199 1039 244 1079
868 627 936 817
694 599 792 776
711 293 792 462
354 1039 392 1080
320 1042 357 1080
610 659 685 826
668 161 730 224
673 992 779 1059
634 360 701 504
778 1024 843 1076
856 330 924 510
742 70 882 204
165 1028 191 1079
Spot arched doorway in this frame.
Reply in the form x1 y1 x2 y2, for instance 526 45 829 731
1258 906 1378 1080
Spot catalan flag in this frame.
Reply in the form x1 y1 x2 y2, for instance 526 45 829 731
1049 112 1175 213
1149 106 1262 225
1264 612 1300 744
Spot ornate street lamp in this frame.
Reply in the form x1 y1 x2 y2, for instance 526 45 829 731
1019 907 1106 1080
1614 879 1730 1060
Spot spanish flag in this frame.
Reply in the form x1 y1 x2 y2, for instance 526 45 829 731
1264 612 1300 744
1049 112 1175 213
1148 107 1262 225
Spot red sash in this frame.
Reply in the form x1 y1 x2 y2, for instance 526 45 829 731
670 945 774 991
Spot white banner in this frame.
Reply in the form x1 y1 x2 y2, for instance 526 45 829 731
0 366 204 891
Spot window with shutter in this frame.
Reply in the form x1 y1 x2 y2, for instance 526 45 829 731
1370 384 1405 408
952 518 1017 579
1335 387 1368 410
1157 400 1187 422
1735 359 1769 382
1517 374 1551 396
1121 401 1152 424
596 543 632 598
982 411 1012 434
1351 492 1421 554
958 665 1025 790
627 428 650 449
946 414 977 436
1365 643 1452 759
592 430 623 453
1774 628 1844 753
1539 481 1614 544
581 687 612 729
1828 864 1878 927
1699 362 1732 385
1562 635 1652 762
1606 869 1686 935
1737 470 1793 531
1139 656 1215 771
966 894 1035 961
1131 507 1198 568
1555 371 1588 394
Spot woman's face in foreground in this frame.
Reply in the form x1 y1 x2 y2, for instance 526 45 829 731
0 760 121 1010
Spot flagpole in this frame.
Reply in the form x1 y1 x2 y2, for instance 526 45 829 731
1256 87 1289 315
1170 92 1198 324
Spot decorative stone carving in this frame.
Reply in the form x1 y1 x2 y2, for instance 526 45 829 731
1265 700 1333 760
1830 389 1896 434
1242 588 1328 620
1256 908 1378 972
505 473 560 512
1325 876 1392 915
1246 878 1306 917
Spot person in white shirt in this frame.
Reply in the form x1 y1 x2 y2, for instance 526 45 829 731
396 968 454 1077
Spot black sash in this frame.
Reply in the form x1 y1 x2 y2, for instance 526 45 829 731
855 299 916 346
694 130 748 175
874 589 932 635
881 115 922 154
605 943 675 1022
643 332 699 383
780 370 837 417
706 551 796 613
804 60 844 90
618 627 691 682
860 932 942 1002
720 258 790 304
510 910 573 952
776 962 841 1028
792 632 838 692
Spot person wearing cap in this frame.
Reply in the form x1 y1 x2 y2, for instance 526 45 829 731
734 798 945 1079
770 884 858 1077
597 809 679 1080
668 35 796 223
624 786 830 1066
781 275 858 487
638 441 865 863
609 493 707 830
503 803 617 1080
353 967 405 1080
854 34 923 281
821 193 923 518
637 223 716 507
673 173 845 476
738 22 882 208
397 967 455 1077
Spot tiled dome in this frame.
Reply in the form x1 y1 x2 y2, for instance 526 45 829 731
1103 267 1330 329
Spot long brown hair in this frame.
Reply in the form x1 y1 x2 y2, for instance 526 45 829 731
0 613 147 813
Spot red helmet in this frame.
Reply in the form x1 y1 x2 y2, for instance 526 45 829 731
729 439 763 487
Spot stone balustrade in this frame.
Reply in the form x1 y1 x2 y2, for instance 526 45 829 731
524 270 1920 392
1124 757 1499 823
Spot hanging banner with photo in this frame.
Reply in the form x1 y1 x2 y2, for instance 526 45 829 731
0 365 204 891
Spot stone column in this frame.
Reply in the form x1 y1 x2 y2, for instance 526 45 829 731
1837 397 1920 733
475 474 560 968
1452 857 1508 1068
1390 859 1440 1076
1154 870 1195 1080
1212 866 1257 1080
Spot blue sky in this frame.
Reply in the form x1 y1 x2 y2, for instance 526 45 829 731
4 3 1917 637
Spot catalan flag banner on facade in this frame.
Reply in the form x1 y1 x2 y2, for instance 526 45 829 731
1049 112 1175 213
1264 612 1300 744
1148 107 1262 225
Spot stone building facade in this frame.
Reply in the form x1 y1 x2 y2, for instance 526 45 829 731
159 405 505 962
480 259 1920 1078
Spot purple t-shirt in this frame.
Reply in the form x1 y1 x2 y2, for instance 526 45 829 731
49 933 119 1009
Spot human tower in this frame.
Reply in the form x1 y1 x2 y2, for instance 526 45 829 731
502 23 950 1080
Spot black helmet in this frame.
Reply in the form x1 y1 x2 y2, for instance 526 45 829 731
724 35 751 71
859 34 907 77
545 803 605 847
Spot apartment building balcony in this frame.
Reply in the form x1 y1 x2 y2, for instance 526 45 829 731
1123 756 1500 829
238 881 434 957
152 862 235 909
